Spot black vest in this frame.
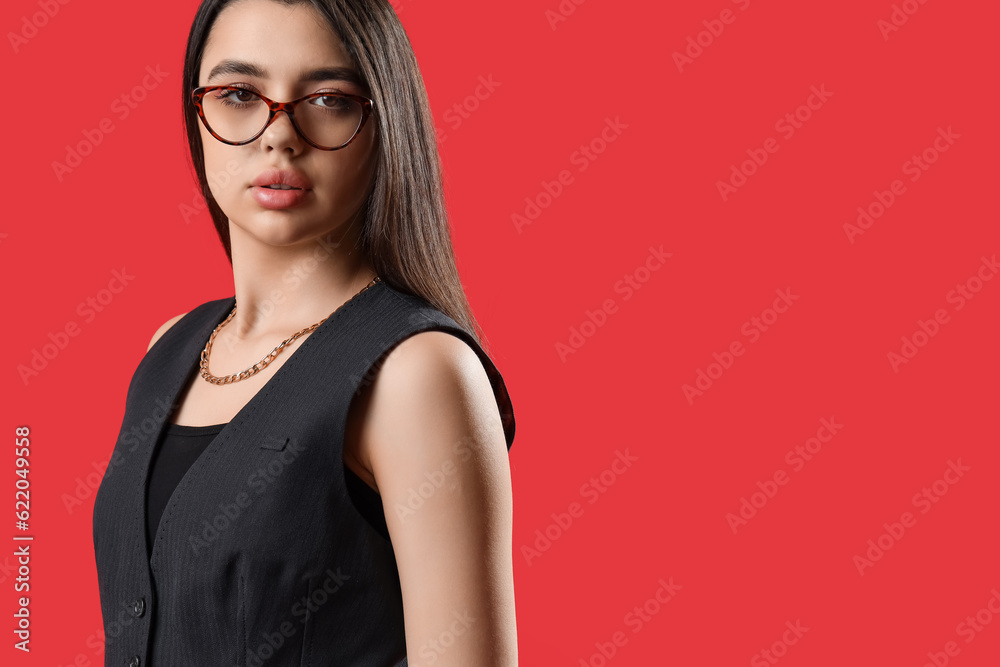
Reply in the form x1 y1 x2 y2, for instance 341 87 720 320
91 281 516 666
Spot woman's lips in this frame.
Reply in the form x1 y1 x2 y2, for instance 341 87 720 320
250 185 310 209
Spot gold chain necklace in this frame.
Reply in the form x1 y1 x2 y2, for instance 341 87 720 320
199 276 381 385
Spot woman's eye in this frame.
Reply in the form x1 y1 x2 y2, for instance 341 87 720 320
313 95 348 109
230 89 256 102
216 88 256 103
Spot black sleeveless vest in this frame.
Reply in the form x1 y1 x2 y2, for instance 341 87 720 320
91 281 516 666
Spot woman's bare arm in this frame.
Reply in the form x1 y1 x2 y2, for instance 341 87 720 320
357 330 517 666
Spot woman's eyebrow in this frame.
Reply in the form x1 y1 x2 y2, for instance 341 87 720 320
205 59 364 87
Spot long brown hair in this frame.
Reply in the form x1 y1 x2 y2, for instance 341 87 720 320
182 0 490 352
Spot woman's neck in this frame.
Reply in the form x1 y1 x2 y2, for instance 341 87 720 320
227 225 376 341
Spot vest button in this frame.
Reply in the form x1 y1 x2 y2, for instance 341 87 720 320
132 597 145 617
127 656 140 667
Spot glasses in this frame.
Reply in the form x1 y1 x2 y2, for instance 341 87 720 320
191 86 374 151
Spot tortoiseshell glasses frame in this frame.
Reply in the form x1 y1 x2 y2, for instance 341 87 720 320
191 85 375 151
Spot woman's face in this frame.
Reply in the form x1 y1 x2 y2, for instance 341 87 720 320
197 0 377 250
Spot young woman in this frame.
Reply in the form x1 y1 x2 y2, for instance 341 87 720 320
91 1 517 665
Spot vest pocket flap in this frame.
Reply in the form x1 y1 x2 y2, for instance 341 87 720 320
260 436 290 451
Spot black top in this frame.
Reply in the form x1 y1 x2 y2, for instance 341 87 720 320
146 421 390 559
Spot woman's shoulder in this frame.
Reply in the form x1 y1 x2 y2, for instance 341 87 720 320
144 295 234 352
368 284 517 450
147 312 188 352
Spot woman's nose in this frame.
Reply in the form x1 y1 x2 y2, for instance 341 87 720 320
260 110 304 151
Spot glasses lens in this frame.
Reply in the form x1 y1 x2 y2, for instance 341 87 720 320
200 88 365 148
200 87 270 143
295 94 365 148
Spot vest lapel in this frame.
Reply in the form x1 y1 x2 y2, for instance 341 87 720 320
127 296 236 567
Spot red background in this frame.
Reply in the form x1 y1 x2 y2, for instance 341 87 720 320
4 0 999 664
